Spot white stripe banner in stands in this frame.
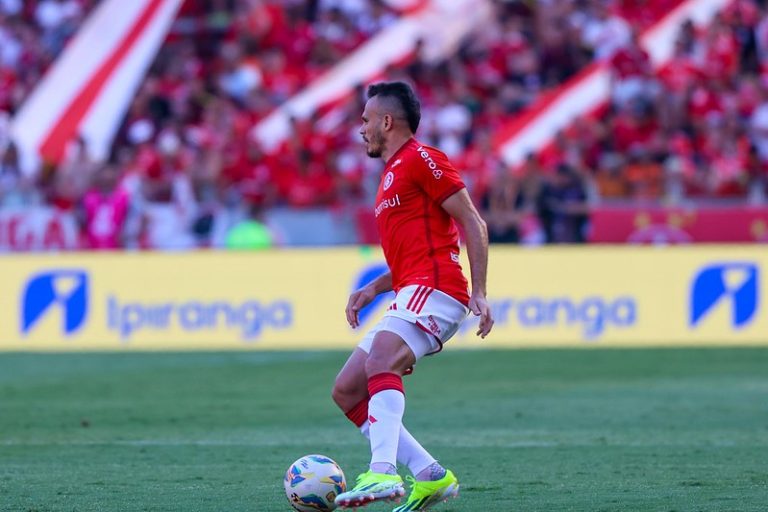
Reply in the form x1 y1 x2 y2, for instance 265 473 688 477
251 0 493 151
10 0 183 174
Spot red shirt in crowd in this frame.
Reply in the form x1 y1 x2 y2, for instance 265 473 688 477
610 45 651 80
659 54 701 93
374 138 470 305
702 29 739 79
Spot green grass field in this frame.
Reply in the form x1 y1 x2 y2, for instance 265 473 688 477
1 348 767 512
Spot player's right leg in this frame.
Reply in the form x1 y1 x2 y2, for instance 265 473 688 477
334 469 405 509
378 287 468 511
333 349 404 508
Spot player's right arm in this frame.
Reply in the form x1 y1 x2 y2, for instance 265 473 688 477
441 188 494 338
345 271 393 328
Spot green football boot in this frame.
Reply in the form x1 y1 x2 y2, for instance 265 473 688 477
392 469 459 511
334 470 405 509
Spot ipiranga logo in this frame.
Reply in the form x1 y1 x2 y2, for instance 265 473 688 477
690 262 758 329
21 270 89 336
18 268 292 342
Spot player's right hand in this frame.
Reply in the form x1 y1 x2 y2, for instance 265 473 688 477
345 286 376 328
469 292 494 339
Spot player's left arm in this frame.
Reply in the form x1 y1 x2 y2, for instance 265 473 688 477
441 189 494 338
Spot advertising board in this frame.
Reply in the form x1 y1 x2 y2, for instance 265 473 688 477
1 246 764 350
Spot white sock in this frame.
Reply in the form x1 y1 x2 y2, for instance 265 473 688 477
368 389 404 470
360 421 436 476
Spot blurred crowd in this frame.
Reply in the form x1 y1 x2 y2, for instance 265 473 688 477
480 0 768 243
1 0 768 248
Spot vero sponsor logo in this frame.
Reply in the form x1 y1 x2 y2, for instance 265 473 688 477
416 146 443 179
21 270 88 336
690 263 758 329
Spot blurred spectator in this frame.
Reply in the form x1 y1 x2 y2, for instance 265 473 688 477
580 1 631 60
81 165 130 250
594 153 631 199
0 142 40 207
609 27 656 106
750 88 768 161
481 165 527 243
625 148 663 199
225 203 275 250
537 164 590 243
52 135 98 211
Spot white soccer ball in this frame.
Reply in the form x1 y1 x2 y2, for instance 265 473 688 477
284 454 346 512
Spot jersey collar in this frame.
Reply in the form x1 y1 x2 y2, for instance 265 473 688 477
386 137 416 168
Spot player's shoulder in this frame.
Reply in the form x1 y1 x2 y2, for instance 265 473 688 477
409 139 450 162
401 139 453 173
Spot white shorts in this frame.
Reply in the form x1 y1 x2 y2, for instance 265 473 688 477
358 285 469 360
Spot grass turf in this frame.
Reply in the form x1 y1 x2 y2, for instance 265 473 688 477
1 348 767 512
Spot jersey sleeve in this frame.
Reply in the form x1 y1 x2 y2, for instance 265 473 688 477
410 147 466 205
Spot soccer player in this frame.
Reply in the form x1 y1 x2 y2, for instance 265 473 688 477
332 81 494 511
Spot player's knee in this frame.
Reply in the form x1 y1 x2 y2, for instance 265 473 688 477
365 344 413 377
364 352 397 378
330 381 346 408
366 330 415 377
331 376 360 411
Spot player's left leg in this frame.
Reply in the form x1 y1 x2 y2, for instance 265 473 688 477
334 331 413 508
332 348 370 423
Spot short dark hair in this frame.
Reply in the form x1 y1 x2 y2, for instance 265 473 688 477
367 81 421 133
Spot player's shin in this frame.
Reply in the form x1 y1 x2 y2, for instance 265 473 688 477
345 397 438 477
367 372 405 474
399 427 441 480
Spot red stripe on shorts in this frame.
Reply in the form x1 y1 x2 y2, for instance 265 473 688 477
406 286 424 311
414 288 434 314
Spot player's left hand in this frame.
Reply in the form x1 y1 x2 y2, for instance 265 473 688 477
469 292 494 338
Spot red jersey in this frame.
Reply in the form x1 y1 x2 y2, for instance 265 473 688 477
374 138 470 305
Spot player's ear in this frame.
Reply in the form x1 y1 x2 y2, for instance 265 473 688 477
383 114 392 131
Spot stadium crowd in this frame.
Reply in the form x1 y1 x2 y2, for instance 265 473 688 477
1 0 767 247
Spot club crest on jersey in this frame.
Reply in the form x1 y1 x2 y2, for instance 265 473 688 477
383 171 394 191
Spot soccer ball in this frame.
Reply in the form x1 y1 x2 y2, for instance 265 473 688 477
284 454 346 511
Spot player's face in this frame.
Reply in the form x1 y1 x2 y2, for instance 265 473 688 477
360 99 386 158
